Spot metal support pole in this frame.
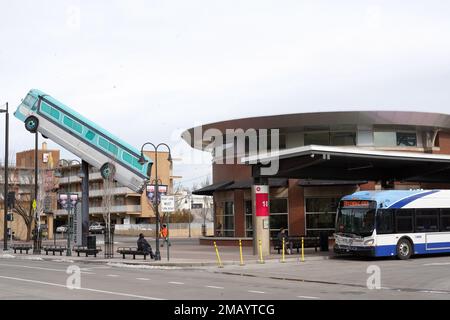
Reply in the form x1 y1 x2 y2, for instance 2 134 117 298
33 132 40 254
81 160 89 247
3 103 9 251
67 205 72 256
154 153 161 261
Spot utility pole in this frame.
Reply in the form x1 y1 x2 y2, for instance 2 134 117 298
2 103 9 251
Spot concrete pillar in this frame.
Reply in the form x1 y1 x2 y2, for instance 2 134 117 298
252 185 270 256
81 160 90 246
48 214 54 240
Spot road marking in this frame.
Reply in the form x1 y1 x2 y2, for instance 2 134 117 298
169 282 185 285
0 263 94 275
419 290 448 295
206 286 224 289
424 262 450 266
298 296 320 300
0 275 164 300
248 290 265 294
136 278 151 281
106 275 119 278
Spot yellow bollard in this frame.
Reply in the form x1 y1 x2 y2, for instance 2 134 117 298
301 237 305 263
239 240 245 266
281 238 286 263
214 242 224 268
258 240 265 264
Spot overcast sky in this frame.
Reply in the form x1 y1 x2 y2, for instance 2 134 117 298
1 0 450 189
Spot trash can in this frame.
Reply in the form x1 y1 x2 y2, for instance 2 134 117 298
87 236 96 250
320 231 329 252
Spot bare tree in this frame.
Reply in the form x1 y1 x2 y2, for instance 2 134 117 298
9 167 35 241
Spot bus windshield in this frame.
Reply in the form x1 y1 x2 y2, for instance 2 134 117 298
336 207 376 237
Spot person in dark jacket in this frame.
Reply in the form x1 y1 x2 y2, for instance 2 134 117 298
277 228 293 255
137 233 155 259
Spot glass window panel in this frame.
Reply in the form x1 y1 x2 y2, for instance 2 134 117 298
396 132 417 147
307 213 336 229
374 132 396 147
99 137 109 150
377 209 394 234
395 209 414 233
85 130 96 141
63 116 73 128
330 132 356 146
270 214 288 231
122 152 133 164
415 209 439 232
50 108 60 120
304 132 330 146
306 198 339 213
270 198 288 214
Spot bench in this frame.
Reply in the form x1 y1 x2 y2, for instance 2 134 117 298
272 236 320 254
117 247 152 260
11 244 33 254
42 246 67 256
73 246 102 257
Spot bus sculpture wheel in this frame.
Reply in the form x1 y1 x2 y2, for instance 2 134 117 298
25 116 39 133
100 163 116 180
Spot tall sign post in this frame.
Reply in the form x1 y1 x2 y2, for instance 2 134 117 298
58 193 79 256
161 195 175 261
252 185 270 256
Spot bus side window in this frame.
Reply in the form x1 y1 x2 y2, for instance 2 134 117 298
85 130 96 141
440 209 450 232
122 152 133 165
395 209 414 233
377 209 394 234
416 209 439 233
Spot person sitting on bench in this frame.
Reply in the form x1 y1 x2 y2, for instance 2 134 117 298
278 228 293 255
137 234 155 259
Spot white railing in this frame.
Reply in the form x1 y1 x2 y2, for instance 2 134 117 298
89 205 142 214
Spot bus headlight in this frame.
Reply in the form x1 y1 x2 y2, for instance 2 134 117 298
364 239 375 246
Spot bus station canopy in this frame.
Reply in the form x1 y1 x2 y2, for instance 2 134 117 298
242 145 450 183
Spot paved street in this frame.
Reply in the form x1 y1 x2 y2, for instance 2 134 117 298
1 244 450 300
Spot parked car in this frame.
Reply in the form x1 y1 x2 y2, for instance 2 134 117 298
89 222 105 234
56 225 68 233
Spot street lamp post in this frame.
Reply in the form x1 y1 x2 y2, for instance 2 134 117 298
189 197 193 238
58 193 79 256
1 103 9 251
54 160 84 252
139 143 172 262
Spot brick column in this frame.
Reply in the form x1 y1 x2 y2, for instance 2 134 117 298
288 179 305 236
234 190 245 238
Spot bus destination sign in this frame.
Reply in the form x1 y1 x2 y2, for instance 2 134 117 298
342 200 370 208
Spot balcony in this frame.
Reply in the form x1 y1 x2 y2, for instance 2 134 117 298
88 187 136 198
58 172 103 184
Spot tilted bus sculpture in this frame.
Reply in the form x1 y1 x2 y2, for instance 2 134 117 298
14 89 152 193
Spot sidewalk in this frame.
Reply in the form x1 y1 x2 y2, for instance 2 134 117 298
0 238 333 267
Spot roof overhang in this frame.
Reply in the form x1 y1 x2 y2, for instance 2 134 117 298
243 145 450 183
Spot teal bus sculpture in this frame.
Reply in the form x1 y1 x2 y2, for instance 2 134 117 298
14 89 152 193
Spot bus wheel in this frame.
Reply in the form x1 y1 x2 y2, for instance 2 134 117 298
100 163 116 180
396 239 412 260
25 116 39 133
42 134 49 139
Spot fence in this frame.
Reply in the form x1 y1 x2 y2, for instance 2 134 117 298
114 222 214 238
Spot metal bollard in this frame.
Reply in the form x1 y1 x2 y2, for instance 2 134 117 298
301 237 305 263
281 238 286 263
214 242 224 268
258 240 265 264
239 240 245 266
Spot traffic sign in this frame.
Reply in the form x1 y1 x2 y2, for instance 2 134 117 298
161 196 175 213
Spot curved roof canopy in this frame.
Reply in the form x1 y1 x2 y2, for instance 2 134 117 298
182 110 450 150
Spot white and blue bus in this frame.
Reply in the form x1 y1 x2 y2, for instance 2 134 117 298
334 190 450 260
14 89 152 193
